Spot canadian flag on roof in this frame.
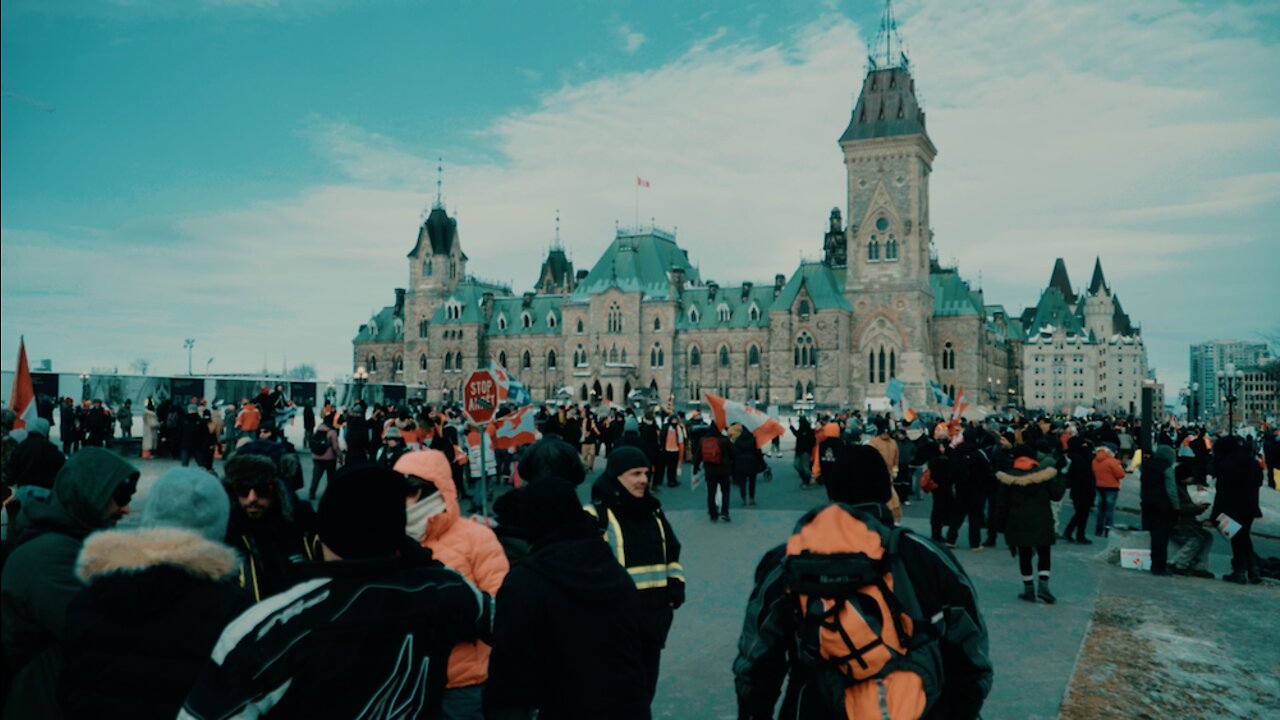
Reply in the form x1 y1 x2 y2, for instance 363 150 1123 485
636 176 650 188
704 392 785 449
9 338 38 430
487 406 541 451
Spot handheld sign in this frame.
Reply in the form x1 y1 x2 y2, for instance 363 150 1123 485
464 370 499 425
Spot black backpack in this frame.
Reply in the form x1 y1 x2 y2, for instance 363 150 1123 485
309 428 331 455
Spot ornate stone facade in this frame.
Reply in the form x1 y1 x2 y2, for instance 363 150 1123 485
351 55 1110 415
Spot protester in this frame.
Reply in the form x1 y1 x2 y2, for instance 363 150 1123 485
180 464 492 718
789 416 816 487
1061 436 1096 544
308 411 341 501
61 467 250 719
1091 444 1125 536
484 479 652 719
729 423 764 506
1169 452 1213 578
142 399 160 458
733 442 992 719
222 442 318 602
115 399 133 439
995 444 1064 603
589 446 686 700
1 447 138 715
1139 445 1179 576
395 449 509 718
3 418 65 529
1211 435 1263 585
492 435 585 566
699 423 735 521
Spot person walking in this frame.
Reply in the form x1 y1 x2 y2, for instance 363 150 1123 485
730 423 763 506
1061 436 1096 543
700 424 735 521
115 400 133 439
1091 444 1125 537
789 416 816 487
588 447 686 700
658 414 685 489
1211 435 1263 584
995 445 1064 603
1139 444 1179 576
308 411 341 501
395 449 509 718
484 479 652 719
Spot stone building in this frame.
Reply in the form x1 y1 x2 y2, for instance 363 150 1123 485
353 39 1045 413
1019 258 1149 415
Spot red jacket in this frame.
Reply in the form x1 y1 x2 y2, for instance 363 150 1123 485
1092 450 1126 490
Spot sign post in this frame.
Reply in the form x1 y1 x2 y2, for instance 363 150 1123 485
464 370 499 518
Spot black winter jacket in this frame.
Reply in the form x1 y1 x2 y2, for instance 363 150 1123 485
62 528 251 719
484 516 652 720
180 541 489 719
994 459 1062 548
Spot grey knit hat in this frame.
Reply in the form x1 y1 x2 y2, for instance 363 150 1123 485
140 468 232 542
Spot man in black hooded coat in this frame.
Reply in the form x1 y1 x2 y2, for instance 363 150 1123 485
484 480 652 719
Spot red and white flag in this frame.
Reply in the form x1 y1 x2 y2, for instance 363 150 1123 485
703 392 785 449
487 406 541 451
950 387 971 422
9 339 38 430
636 176 650 188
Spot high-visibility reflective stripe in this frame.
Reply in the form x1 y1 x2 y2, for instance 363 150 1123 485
586 504 684 588
627 563 669 574
634 579 670 590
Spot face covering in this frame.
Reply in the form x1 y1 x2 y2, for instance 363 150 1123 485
406 491 448 540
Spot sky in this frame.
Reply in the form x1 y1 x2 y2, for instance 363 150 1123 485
3 0 1278 389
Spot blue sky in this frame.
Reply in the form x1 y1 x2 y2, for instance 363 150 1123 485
3 0 1278 390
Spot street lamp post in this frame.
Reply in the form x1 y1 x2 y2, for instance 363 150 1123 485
354 365 370 403
1216 363 1245 436
1190 382 1199 423
79 372 90 402
184 338 195 376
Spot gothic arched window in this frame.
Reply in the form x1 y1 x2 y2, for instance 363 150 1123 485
368 355 378 373
794 333 815 368
689 346 702 367
719 345 731 368
521 350 532 369
547 349 557 369
748 344 761 367
498 350 507 368
419 354 427 370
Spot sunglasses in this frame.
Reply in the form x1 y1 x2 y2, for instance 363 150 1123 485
233 481 276 499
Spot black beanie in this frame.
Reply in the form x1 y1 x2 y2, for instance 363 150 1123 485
520 436 587 487
318 463 407 559
826 444 892 506
604 446 650 479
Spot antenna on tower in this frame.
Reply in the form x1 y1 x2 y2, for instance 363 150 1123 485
869 0 908 70
553 209 561 249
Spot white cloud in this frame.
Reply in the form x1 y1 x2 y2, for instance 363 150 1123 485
5 0 1279 384
618 23 647 54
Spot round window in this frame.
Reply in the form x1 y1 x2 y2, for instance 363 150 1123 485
875 217 890 232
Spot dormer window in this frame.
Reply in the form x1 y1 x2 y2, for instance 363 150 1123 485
392 319 403 337
444 300 462 321
547 312 558 329
748 304 760 322
520 312 532 329
497 314 508 330
717 304 731 323
688 306 700 324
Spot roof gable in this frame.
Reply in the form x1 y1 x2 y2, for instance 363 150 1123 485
770 263 851 312
569 230 699 301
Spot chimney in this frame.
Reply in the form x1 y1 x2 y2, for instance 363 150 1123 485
522 291 535 308
670 267 686 298
707 282 718 302
481 292 495 322
774 273 786 297
576 269 589 283
394 288 406 312
741 281 753 301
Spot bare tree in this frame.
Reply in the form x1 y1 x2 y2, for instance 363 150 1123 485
130 358 151 376
287 363 317 380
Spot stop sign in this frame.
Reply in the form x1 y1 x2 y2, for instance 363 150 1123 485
463 370 499 424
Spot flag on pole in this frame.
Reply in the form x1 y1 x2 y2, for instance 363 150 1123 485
488 360 533 407
950 388 970 421
928 379 952 408
9 338 37 430
487 406 541 450
636 176 650 188
703 392 785 449
885 377 917 421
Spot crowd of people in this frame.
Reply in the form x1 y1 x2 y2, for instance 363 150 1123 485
0 389 1276 718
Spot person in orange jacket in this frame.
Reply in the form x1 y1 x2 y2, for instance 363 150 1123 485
811 422 843 485
235 401 260 439
395 449 509 717
1091 444 1126 536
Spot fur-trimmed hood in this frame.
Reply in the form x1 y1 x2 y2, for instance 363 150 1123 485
76 527 240 583
995 466 1058 487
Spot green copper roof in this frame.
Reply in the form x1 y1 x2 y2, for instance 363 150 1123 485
931 270 983 317
1024 286 1087 340
569 230 700 302
770 263 852 312
487 295 564 336
675 284 777 330
354 304 402 343
840 68 929 144
432 278 513 325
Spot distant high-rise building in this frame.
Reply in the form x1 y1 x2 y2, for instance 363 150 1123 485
1189 340 1271 422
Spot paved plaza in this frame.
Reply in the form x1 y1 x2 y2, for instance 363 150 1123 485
59 430 1280 719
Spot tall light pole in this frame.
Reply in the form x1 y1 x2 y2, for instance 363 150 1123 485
184 338 195 375
1216 363 1244 436
1190 382 1199 422
354 365 369 403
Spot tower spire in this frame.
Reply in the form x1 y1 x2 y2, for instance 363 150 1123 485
869 0 908 70
554 209 561 249
434 157 444 209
